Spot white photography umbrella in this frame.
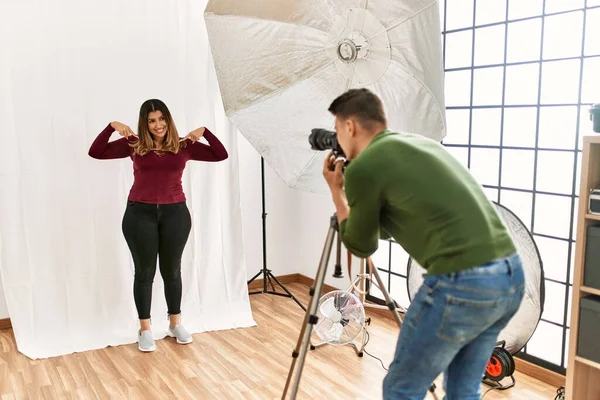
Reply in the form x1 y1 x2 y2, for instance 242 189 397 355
204 0 446 193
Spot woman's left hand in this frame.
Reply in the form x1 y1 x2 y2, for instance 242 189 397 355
181 127 206 142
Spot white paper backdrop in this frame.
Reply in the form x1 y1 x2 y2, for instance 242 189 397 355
0 0 256 359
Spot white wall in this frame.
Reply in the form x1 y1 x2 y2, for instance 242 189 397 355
238 132 351 286
271 181 357 290
0 279 7 319
258 151 358 292
0 226 8 318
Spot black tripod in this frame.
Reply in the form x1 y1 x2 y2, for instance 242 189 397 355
281 214 438 399
247 157 306 311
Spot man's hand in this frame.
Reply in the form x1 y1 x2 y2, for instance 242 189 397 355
323 151 344 193
323 151 349 223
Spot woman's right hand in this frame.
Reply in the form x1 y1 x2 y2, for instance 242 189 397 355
111 121 137 138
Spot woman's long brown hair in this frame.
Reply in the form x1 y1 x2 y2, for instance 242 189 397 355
130 99 187 156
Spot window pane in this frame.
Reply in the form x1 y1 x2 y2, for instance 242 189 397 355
566 285 572 328
505 63 540 105
503 107 537 147
445 70 472 107
472 108 501 146
543 11 584 60
570 246 576 284
444 109 470 144
446 0 474 30
445 30 473 69
534 236 569 282
508 0 543 19
588 0 600 6
390 242 409 276
538 106 578 150
545 0 585 14
581 57 600 105
534 194 572 239
473 67 504 106
371 240 390 271
500 190 533 230
585 9 600 56
470 148 500 186
390 275 410 310
541 59 581 104
501 149 535 189
476 0 507 25
483 187 499 202
445 146 469 169
565 327 571 365
507 19 542 63
474 25 505 66
543 281 567 325
536 150 575 195
526 320 563 366
368 274 385 301
571 203 578 246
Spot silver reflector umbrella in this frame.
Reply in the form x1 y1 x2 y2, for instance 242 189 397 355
204 0 446 192
407 202 545 355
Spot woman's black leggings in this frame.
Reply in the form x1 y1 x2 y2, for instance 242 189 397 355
121 201 192 320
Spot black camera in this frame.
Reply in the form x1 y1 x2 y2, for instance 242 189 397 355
308 128 346 159
591 104 600 133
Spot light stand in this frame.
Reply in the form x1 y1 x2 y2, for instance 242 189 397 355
281 214 438 400
247 157 306 311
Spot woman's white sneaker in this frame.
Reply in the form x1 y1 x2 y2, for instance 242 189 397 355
138 330 156 352
168 324 193 344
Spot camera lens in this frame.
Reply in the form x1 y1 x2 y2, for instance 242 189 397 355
308 128 346 159
309 129 336 151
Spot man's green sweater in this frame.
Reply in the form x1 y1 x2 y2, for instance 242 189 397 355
338 129 516 275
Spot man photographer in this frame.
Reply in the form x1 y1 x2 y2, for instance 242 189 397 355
321 88 525 400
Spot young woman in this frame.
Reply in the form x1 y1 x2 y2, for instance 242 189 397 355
88 99 228 352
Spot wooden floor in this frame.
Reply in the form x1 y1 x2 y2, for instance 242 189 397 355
0 282 560 399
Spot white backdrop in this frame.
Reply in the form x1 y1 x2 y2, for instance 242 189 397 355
0 0 255 359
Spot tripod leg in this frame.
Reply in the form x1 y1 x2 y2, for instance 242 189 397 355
367 258 403 328
267 272 307 311
333 231 343 278
359 258 366 304
247 269 263 285
282 216 337 400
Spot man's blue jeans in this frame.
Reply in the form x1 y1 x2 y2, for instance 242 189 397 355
382 253 525 400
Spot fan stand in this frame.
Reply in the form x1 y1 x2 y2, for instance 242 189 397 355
308 318 368 357
308 258 407 357
282 214 439 400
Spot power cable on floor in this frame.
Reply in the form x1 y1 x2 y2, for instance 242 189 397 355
363 330 388 371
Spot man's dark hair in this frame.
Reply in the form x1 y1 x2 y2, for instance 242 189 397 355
328 88 387 129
